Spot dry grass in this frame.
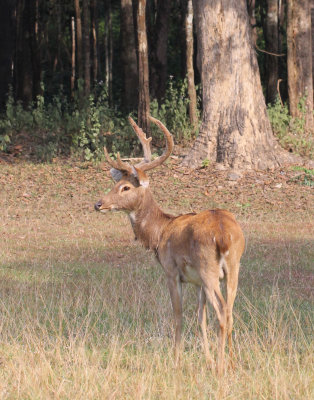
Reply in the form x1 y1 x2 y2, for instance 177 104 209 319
0 160 313 399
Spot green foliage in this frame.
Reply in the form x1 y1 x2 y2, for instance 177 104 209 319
150 78 200 144
267 98 314 158
201 158 210 168
0 86 136 161
290 166 314 187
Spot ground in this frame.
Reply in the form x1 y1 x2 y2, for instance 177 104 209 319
0 156 313 399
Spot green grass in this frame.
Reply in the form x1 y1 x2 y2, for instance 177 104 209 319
0 161 313 399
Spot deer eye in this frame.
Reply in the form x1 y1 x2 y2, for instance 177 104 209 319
122 185 131 192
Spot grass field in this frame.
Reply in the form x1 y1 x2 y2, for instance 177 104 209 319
0 160 313 399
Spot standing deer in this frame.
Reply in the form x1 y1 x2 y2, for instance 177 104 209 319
95 116 245 375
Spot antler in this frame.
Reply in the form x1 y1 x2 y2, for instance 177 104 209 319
128 117 152 164
104 116 174 174
129 116 174 172
103 147 133 174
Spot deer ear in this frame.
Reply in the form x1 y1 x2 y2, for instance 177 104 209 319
132 166 149 187
110 168 124 182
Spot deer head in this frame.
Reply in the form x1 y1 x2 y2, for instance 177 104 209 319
94 116 174 214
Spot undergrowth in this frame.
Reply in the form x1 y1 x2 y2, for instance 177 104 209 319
267 97 314 159
0 80 199 161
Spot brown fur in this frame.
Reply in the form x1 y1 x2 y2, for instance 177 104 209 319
96 175 245 375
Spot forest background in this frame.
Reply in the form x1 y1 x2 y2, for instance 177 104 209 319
0 0 313 165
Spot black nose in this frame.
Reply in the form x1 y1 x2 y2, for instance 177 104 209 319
94 201 102 211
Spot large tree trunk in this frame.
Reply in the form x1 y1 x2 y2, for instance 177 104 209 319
185 0 197 128
137 0 150 135
150 0 170 103
183 0 281 170
120 0 138 111
287 0 313 132
265 0 279 104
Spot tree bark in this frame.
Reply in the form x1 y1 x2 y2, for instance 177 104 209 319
82 0 91 96
287 0 313 132
312 1 314 102
120 0 138 111
74 0 83 84
71 16 76 96
91 0 98 83
183 0 282 170
247 0 257 45
15 0 33 106
185 0 197 128
265 0 279 104
104 0 113 105
150 0 170 103
137 0 150 135
0 0 15 108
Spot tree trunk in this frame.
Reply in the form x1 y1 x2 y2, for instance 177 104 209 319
137 0 150 135
150 0 170 103
74 0 83 84
0 0 15 108
104 0 113 105
311 1 314 103
265 0 279 104
183 0 281 170
82 0 91 96
91 0 98 83
185 0 197 128
247 0 257 45
71 16 76 96
287 0 313 132
15 0 33 106
120 0 138 111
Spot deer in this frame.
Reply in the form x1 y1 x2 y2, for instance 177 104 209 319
94 116 245 375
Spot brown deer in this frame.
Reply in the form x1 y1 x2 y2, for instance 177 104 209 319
94 116 245 375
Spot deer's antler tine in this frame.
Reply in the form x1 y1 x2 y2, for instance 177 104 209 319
128 116 152 163
137 116 174 172
103 147 133 174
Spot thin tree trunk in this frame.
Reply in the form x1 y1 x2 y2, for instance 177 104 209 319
185 0 197 128
120 0 138 111
82 0 91 96
15 0 33 106
265 0 279 104
91 0 98 83
137 0 150 135
71 16 76 96
247 0 257 44
74 0 83 84
183 0 283 170
150 0 170 103
287 0 313 132
104 0 113 105
312 1 314 102
0 0 15 108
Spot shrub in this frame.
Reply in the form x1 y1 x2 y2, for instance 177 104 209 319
150 78 201 144
268 98 314 159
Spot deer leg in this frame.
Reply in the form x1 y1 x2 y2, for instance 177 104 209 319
197 286 215 369
202 279 227 376
167 274 182 367
226 262 240 369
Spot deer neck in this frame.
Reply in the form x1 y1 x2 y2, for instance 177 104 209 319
129 189 173 250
